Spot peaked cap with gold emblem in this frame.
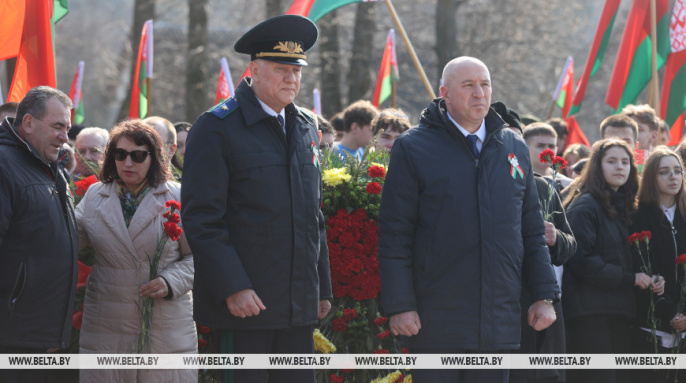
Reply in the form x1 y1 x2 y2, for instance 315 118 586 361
234 15 318 66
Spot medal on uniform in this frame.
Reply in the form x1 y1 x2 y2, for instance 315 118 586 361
508 153 524 179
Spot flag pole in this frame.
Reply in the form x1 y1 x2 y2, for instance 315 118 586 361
384 0 436 100
146 77 152 117
391 81 396 108
545 100 557 120
649 0 661 116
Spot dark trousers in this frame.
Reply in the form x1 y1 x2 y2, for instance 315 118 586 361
221 325 315 383
629 328 685 383
410 348 509 383
508 376 557 383
565 315 633 383
0 346 73 383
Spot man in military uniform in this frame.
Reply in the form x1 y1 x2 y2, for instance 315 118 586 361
181 15 331 383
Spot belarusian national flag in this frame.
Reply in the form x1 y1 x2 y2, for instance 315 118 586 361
552 56 574 118
215 57 235 105
570 0 621 116
605 0 670 112
287 0 382 22
52 0 69 24
68 61 85 124
564 116 590 150
372 29 398 108
0 0 26 61
8 0 56 102
129 20 153 119
662 0 686 145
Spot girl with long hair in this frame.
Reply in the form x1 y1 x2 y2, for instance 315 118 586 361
562 139 661 383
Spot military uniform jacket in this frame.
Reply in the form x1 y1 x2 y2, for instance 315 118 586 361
181 78 332 330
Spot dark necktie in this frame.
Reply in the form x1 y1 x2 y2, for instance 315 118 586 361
277 115 285 135
467 134 480 157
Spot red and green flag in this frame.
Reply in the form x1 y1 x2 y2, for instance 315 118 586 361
662 0 686 145
52 0 68 24
372 29 399 108
215 57 235 105
286 0 382 22
68 61 84 124
605 0 670 112
8 0 57 102
570 0 621 116
129 19 153 119
552 56 574 119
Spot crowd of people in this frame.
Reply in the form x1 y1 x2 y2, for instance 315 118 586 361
2 13 686 383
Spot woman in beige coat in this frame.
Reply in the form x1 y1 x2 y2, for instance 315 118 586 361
76 119 197 382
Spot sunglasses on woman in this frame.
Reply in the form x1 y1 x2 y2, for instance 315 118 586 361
113 148 151 163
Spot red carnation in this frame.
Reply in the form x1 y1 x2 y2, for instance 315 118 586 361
198 339 207 349
539 149 556 164
552 156 568 169
676 254 686 265
366 181 382 195
343 308 358 321
372 349 389 354
165 200 182 211
198 326 211 334
373 316 388 326
397 374 405 382
368 165 386 179
331 318 348 332
163 221 183 241
629 233 641 244
74 175 98 196
330 374 344 383
640 231 652 242
376 329 391 339
341 369 354 374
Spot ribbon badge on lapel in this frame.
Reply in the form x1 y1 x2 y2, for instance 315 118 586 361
311 141 320 168
508 153 524 179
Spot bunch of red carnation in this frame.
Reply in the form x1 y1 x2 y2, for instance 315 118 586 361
163 201 183 241
327 208 380 300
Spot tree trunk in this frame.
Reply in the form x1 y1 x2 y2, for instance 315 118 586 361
266 0 282 18
347 3 376 103
186 0 209 122
319 10 342 118
116 0 155 122
435 0 463 83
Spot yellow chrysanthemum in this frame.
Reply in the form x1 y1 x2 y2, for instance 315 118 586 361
313 329 337 354
404 374 412 383
371 371 403 383
322 168 352 187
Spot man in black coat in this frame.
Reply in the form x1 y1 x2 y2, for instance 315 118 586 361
181 15 331 383
0 86 77 383
378 57 559 383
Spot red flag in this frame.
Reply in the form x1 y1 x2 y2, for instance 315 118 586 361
564 116 590 149
662 0 686 145
129 20 153 119
8 0 56 102
0 0 26 61
215 57 235 105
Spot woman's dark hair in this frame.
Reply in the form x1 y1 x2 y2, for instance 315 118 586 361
100 119 171 186
563 138 638 225
638 146 686 220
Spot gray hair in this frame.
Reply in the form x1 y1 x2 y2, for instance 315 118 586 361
14 86 72 128
76 127 110 148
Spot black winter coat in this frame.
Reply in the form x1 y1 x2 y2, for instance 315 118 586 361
631 204 686 332
0 117 78 349
378 99 559 351
563 191 637 321
181 79 332 330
